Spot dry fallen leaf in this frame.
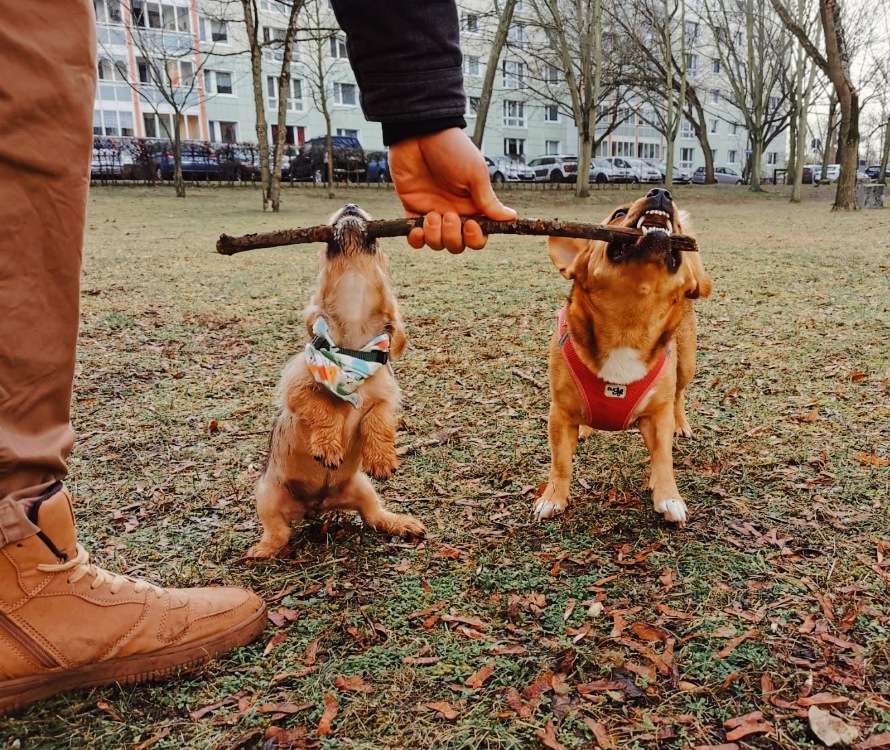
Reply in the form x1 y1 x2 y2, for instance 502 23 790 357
854 452 890 467
798 692 849 707
257 702 313 715
537 720 568 750
334 675 372 693
852 732 890 749
317 693 339 737
582 717 615 748
808 706 859 747
263 633 287 657
303 638 320 666
465 661 496 688
425 701 459 720
724 711 773 742
717 628 756 658
631 621 671 642
659 567 675 590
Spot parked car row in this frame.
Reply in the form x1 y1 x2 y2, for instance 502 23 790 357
802 163 881 184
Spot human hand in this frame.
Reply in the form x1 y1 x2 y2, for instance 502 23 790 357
389 128 516 253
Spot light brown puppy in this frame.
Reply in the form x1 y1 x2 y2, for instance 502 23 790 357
248 204 425 559
534 189 712 526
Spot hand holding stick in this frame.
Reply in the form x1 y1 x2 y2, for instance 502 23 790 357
216 216 698 256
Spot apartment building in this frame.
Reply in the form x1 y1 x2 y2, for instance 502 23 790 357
91 0 785 173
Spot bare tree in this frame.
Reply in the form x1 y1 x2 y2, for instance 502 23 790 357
301 0 337 198
472 0 519 148
788 0 820 202
769 0 861 208
702 0 792 191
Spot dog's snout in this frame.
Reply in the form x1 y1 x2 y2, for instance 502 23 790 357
647 187 672 202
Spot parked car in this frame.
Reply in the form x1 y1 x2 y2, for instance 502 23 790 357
526 155 578 183
603 156 658 183
692 165 744 184
91 138 126 179
865 164 890 180
216 145 262 181
289 136 367 182
625 158 663 183
588 157 615 183
818 163 841 183
366 150 390 182
801 164 818 184
485 156 536 183
152 142 223 181
646 160 691 184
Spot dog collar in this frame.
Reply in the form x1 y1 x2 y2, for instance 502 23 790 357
304 317 390 407
557 306 670 431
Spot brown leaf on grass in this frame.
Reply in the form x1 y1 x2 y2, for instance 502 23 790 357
270 667 315 684
190 695 243 721
334 675 372 693
631 621 671 642
489 644 527 656
264 725 307 748
425 701 459 720
693 745 739 750
317 693 339 737
624 660 656 681
849 369 867 382
537 720 568 750
403 655 441 666
808 706 859 746
96 700 123 722
505 687 534 718
853 732 890 749
263 633 286 657
615 637 670 675
267 608 300 628
466 661 496 688
854 452 890 467
396 426 460 456
659 567 675 590
303 638 319 666
582 717 615 748
441 614 488 630
257 702 313 715
717 629 756 658
656 603 694 621
133 730 171 750
576 680 625 693
798 692 849 707
724 711 773 742
610 612 627 637
563 598 576 621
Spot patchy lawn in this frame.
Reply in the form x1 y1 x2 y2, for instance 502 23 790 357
5 183 888 750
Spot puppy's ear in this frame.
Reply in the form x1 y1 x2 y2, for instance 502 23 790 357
548 237 587 279
684 254 713 299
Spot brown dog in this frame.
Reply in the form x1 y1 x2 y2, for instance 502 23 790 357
247 204 425 559
534 189 711 526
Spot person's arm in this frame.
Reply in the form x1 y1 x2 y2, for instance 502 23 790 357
329 0 515 252
329 0 466 146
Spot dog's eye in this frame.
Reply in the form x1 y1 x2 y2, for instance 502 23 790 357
611 209 628 220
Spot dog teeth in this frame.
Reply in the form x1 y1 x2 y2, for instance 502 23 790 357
642 226 671 236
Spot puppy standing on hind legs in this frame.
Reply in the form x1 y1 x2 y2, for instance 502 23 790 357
248 204 425 559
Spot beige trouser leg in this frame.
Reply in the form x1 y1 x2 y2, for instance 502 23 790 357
0 0 96 544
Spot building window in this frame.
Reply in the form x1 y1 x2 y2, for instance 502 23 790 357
94 0 123 24
711 148 717 162
131 2 190 32
681 119 694 138
329 34 348 58
334 81 357 105
336 128 359 138
503 60 525 89
684 20 698 41
464 13 479 32
708 118 718 134
209 120 238 143
543 104 559 122
546 64 560 84
685 53 698 74
263 26 287 43
712 58 721 73
209 18 227 42
728 149 737 163
504 137 525 158
503 99 525 127
767 152 778 165
205 70 233 95
611 141 634 157
467 96 480 117
638 142 660 159
730 122 739 135
92 108 134 137
680 146 695 163
545 140 560 155
143 112 173 139
710 88 720 104
266 76 304 111
465 55 481 76
507 22 526 46
97 58 127 81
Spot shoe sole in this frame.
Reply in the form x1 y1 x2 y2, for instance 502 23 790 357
0 602 267 716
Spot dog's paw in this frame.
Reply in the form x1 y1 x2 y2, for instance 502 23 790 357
578 425 594 441
311 440 344 470
532 484 568 522
674 417 694 439
245 541 289 560
383 513 426 540
363 450 399 480
654 497 688 526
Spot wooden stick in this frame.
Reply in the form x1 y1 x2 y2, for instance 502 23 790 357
216 216 698 255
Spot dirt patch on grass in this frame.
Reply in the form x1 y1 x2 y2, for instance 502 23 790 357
7 184 888 749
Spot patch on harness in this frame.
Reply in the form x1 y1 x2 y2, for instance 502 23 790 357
604 383 628 399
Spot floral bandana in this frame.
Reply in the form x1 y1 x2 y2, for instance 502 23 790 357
304 317 390 407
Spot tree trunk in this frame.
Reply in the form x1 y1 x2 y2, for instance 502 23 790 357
173 117 185 198
323 110 334 199
820 97 836 182
472 0 517 149
879 115 889 186
786 115 797 181
687 95 715 183
749 137 764 191
577 130 593 197
241 0 271 211
833 89 858 209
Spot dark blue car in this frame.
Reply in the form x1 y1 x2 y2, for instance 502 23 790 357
366 150 389 182
151 142 222 181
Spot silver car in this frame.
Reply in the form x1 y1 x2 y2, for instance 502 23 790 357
692 165 744 184
588 157 615 183
527 155 579 183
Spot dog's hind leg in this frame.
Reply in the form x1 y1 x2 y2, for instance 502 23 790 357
359 402 399 480
247 476 305 559
326 473 425 539
673 307 698 438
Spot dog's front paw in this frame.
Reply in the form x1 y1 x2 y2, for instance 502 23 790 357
653 497 688 526
674 416 694 439
391 513 426 540
245 541 289 560
311 437 344 470
362 447 399 480
532 483 568 522
578 425 594 441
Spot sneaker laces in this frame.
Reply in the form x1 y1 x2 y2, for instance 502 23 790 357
37 544 160 595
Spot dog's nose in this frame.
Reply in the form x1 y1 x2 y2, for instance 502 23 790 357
343 203 358 211
646 187 673 212
646 188 672 201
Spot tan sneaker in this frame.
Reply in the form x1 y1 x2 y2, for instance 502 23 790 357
0 488 266 715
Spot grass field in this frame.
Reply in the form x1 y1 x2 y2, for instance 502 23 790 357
4 183 889 749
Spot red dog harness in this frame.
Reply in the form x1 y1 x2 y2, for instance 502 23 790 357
557 307 669 431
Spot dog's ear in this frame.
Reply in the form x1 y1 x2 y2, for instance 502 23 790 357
548 237 588 279
684 254 713 299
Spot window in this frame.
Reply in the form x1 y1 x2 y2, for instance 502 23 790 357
546 64 560 84
92 108 133 137
94 0 123 23
681 119 694 138
503 60 525 88
711 148 717 162
767 152 778 165
728 149 737 163
769 95 781 110
334 81 357 105
712 58 721 73
638 142 660 159
97 58 127 81
209 120 238 143
143 112 173 138
611 141 634 157
205 70 233 94
734 31 743 46
503 99 525 127
685 53 698 74
337 128 359 138
507 22 526 46
266 76 304 111
209 18 227 42
504 137 525 157
467 96 480 117
685 20 698 41
465 55 481 76
263 26 287 43
545 140 560 155
543 104 559 122
708 118 718 134
711 89 720 104
329 35 348 58
464 13 479 32
680 147 695 163
730 122 739 135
